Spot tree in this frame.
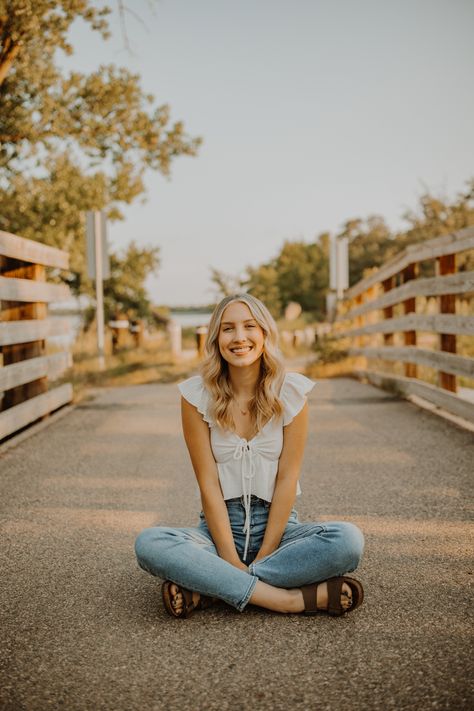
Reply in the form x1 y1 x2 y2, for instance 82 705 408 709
103 241 160 321
0 1 201 292
0 154 108 290
274 240 328 318
243 262 282 318
336 216 394 286
81 240 160 329
396 179 474 250
209 266 243 300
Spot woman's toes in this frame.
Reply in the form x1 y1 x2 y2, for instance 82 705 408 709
192 591 201 607
169 584 183 611
341 582 353 609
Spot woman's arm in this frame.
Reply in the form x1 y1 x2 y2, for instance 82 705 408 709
181 397 248 571
253 401 309 562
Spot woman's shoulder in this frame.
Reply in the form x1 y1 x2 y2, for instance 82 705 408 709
177 375 213 425
280 371 316 395
280 372 316 426
178 374 204 395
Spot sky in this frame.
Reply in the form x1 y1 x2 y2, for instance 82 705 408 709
61 0 474 306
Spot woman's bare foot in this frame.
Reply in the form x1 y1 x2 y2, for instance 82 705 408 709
314 580 353 611
167 580 352 616
168 583 200 615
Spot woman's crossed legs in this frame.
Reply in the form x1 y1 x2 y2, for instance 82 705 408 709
135 518 365 615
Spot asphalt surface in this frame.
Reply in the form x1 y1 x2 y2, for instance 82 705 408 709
0 376 473 711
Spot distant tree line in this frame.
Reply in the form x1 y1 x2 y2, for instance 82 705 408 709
211 180 474 320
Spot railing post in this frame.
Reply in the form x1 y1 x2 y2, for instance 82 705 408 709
402 263 418 378
354 294 363 349
437 253 457 392
382 276 394 346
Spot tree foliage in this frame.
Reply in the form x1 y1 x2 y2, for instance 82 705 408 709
0 153 108 289
103 241 160 321
335 216 394 286
395 179 474 250
244 262 281 317
209 266 242 300
0 0 201 304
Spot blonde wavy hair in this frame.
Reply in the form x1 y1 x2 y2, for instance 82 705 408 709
200 293 286 433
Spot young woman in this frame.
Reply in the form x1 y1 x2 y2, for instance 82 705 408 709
135 294 365 618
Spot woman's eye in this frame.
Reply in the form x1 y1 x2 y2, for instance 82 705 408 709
246 324 255 329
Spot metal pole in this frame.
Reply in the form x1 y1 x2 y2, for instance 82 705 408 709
94 211 105 370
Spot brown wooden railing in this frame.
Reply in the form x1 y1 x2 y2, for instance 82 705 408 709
0 230 73 441
324 226 474 423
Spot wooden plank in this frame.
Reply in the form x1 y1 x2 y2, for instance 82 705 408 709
0 318 71 346
0 276 71 302
355 369 474 424
332 313 474 338
0 383 73 440
0 352 72 392
1 263 48 409
344 226 474 300
349 346 474 379
438 254 457 392
335 270 474 322
0 230 69 269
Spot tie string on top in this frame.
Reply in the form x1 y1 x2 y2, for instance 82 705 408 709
232 439 256 561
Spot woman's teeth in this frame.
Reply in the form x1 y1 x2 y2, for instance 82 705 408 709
231 346 252 354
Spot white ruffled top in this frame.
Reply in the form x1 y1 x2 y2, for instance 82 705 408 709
178 372 316 561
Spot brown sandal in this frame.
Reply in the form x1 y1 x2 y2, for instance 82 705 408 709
161 580 217 619
300 576 364 616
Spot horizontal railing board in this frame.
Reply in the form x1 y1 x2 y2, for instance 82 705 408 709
0 231 69 269
349 346 474 378
334 313 474 338
0 319 71 346
0 383 73 440
0 353 72 392
0 276 71 303
344 226 474 300
336 271 474 322
355 369 474 424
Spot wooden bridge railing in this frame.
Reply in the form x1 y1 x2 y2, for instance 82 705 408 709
0 231 73 441
327 226 474 423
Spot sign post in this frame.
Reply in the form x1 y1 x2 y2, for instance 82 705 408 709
327 234 349 320
86 211 110 369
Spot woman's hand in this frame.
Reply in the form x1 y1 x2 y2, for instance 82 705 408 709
231 560 249 573
252 549 271 564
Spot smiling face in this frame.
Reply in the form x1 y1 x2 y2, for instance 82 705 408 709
218 300 265 368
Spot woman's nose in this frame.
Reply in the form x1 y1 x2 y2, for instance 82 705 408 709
232 327 247 342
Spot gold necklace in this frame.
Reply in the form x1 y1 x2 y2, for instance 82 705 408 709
233 398 249 416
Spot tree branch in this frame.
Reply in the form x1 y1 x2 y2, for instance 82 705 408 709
0 33 21 87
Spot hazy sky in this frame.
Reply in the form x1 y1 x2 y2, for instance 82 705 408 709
62 0 474 306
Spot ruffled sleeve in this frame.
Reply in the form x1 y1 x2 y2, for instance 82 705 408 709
178 375 213 426
280 372 316 426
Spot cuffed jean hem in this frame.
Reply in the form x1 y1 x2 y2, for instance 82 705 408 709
236 574 259 612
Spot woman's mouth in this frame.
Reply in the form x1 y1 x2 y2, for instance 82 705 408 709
230 346 253 355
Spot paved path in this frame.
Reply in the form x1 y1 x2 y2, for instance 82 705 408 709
0 377 472 711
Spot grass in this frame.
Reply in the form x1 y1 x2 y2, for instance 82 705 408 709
51 327 200 404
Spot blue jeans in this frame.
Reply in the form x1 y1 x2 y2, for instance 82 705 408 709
134 496 365 612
